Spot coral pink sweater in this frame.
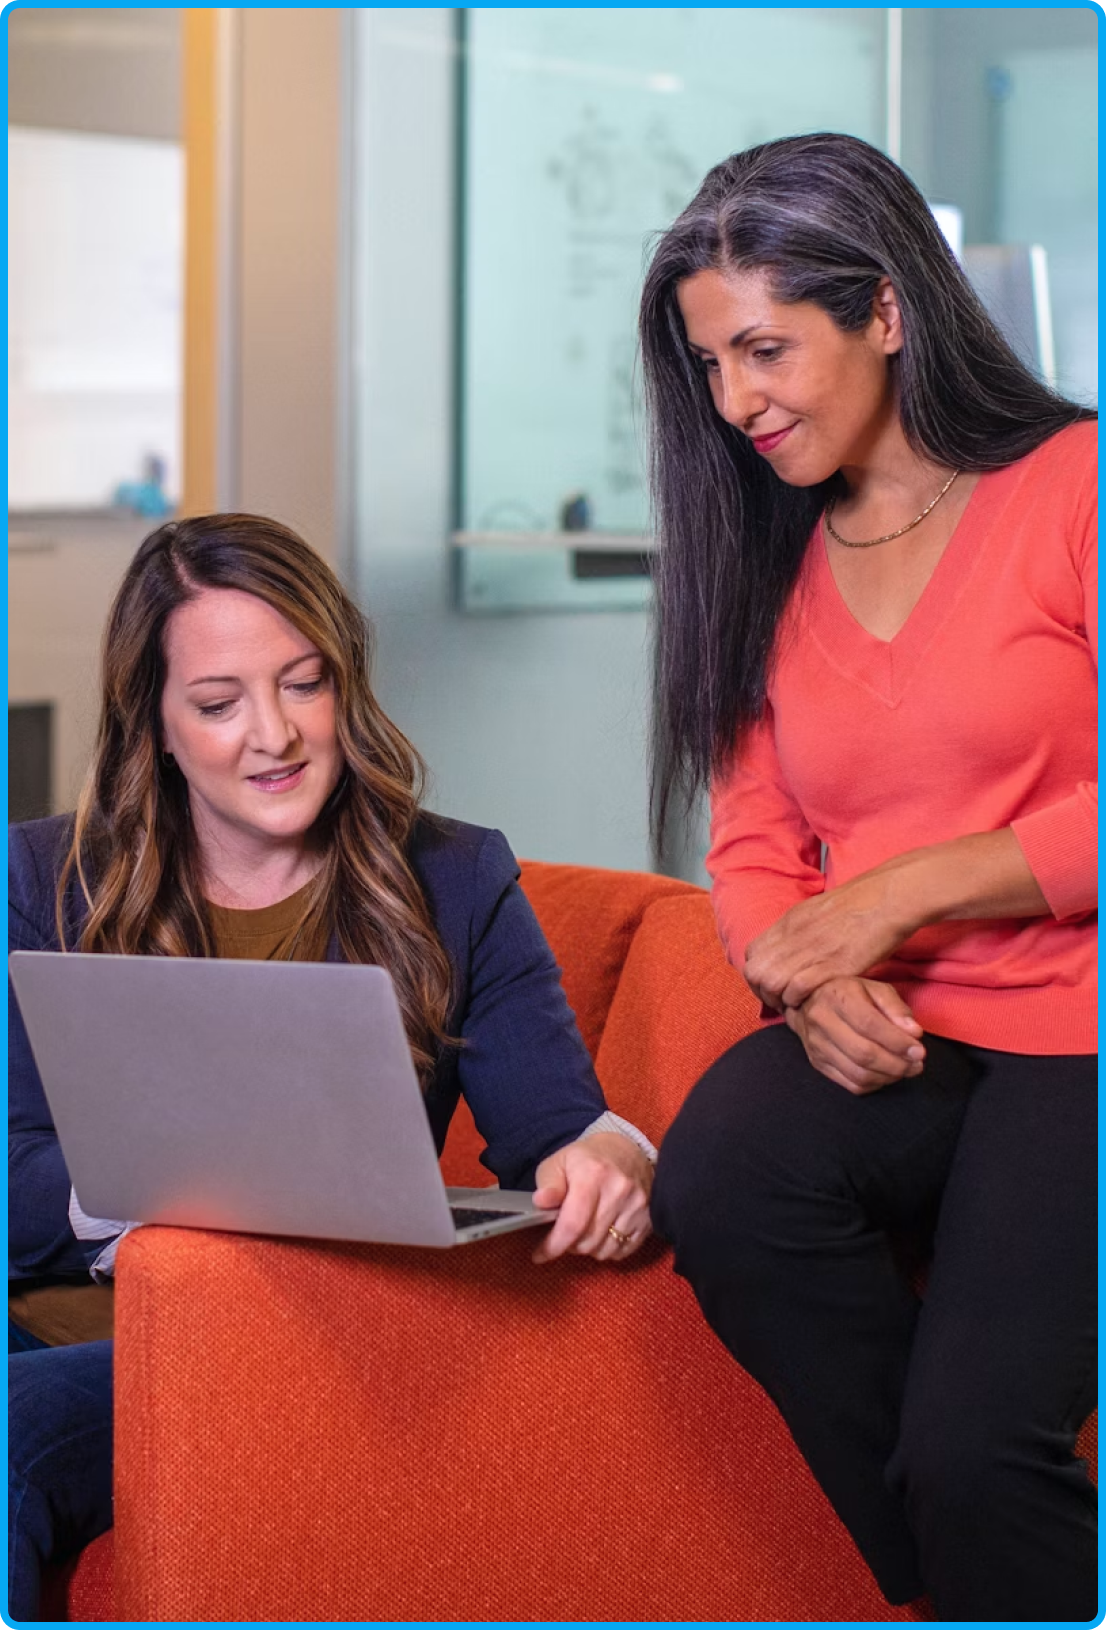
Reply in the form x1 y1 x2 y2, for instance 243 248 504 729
708 422 1098 1056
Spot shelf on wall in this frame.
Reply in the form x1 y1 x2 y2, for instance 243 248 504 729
451 531 654 613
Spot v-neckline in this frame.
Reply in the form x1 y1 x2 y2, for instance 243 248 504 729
803 460 1019 707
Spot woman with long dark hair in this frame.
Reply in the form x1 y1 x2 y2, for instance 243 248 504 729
642 133 1096 1619
9 513 655 1618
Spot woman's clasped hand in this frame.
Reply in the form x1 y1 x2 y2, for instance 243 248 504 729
743 865 917 1011
744 826 1059 1094
783 976 925 1096
744 863 928 1094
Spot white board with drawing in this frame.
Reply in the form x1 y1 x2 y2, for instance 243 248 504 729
460 8 888 544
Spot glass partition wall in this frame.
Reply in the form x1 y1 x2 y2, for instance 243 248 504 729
348 7 1096 875
456 7 890 611
453 6 1096 618
900 7 1097 408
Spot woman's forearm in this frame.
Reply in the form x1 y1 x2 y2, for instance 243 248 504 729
745 826 1057 1013
873 828 1051 938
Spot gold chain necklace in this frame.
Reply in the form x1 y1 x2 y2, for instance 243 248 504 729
823 469 961 549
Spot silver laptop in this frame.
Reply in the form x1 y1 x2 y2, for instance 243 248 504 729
9 951 556 1248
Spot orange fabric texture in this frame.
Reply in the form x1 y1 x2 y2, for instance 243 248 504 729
442 861 698 1188
513 859 698 1058
596 892 763 1140
67 861 1096 1622
111 1226 922 1624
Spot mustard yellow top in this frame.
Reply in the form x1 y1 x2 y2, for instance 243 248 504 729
207 880 329 963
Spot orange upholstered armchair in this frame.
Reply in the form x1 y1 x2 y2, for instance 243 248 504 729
59 861 1095 1622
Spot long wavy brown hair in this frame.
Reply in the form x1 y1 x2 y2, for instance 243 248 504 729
57 512 455 1085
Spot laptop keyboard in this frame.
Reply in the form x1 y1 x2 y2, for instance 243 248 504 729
449 1205 526 1230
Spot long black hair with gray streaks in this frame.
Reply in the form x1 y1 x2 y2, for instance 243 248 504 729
641 132 1094 837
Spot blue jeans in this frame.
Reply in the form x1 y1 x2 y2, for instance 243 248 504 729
8 1334 114 1622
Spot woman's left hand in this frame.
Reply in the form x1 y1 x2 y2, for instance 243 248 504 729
531 1132 653 1264
745 871 911 1012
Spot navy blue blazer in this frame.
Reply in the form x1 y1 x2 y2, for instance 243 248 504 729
9 812 607 1282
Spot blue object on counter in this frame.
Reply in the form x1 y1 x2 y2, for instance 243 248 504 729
113 453 173 518
560 491 592 532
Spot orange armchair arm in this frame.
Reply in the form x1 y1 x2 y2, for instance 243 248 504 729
111 1220 908 1623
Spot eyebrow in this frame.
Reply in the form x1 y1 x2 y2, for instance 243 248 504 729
184 653 321 688
688 325 768 353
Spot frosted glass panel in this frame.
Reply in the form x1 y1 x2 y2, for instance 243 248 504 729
996 47 1097 405
8 126 183 510
899 10 1096 406
460 8 887 563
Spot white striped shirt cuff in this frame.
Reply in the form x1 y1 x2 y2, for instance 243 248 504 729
579 1110 658 1164
69 1188 141 1283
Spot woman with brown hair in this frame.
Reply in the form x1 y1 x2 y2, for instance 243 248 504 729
8 512 654 1618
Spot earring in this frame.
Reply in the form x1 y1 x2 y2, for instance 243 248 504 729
161 749 175 767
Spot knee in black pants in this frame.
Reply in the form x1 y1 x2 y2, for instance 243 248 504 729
653 1039 775 1267
652 1028 872 1318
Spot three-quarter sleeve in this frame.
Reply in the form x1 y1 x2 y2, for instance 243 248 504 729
1010 473 1097 922
1011 783 1098 922
707 704 825 971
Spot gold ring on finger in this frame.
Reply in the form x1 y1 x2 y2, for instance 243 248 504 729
607 1225 631 1247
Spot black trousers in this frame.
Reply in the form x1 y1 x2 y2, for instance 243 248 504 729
651 1025 1097 1622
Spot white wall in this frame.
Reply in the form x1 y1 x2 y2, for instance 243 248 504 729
8 127 184 509
349 9 655 870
